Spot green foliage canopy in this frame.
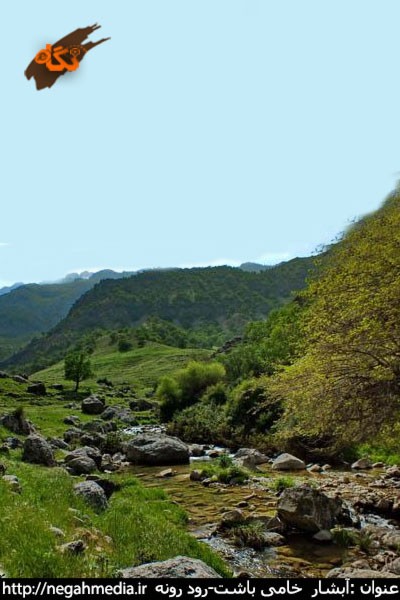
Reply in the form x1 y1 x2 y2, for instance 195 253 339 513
157 360 226 421
64 351 93 392
271 190 400 450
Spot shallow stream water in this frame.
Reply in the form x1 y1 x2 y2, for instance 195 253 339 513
129 462 356 577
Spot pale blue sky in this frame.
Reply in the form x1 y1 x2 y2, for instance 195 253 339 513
1 1 400 286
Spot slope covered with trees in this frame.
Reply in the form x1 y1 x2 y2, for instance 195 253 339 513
0 270 136 361
269 189 400 454
163 188 400 461
2 257 314 372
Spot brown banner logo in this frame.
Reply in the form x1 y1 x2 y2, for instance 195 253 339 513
25 24 110 90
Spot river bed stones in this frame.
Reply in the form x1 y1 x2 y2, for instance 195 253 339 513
218 509 244 529
157 468 175 478
189 444 206 457
327 567 399 578
262 532 286 546
190 469 204 481
120 448 400 578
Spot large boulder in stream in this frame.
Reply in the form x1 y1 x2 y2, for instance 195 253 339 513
277 485 344 533
234 448 269 469
351 458 372 470
119 556 221 578
272 453 306 470
124 434 189 466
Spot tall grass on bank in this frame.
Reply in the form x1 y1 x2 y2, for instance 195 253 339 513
0 462 230 578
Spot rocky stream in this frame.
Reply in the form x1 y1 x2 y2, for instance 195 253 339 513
123 433 400 578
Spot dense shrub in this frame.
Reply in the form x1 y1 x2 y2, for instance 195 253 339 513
167 402 230 445
157 361 226 421
118 339 133 352
226 377 282 437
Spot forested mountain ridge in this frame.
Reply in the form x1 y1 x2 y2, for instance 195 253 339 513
0 271 137 361
0 262 297 361
0 280 94 361
57 259 315 332
1 256 316 373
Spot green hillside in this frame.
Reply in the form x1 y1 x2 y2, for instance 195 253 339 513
0 271 135 361
34 341 211 393
3 257 315 373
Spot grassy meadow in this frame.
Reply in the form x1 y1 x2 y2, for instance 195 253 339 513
0 341 230 578
34 341 211 393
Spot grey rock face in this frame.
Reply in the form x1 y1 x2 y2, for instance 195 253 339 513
234 448 269 466
22 435 56 467
272 453 306 471
73 481 108 511
129 399 155 411
66 456 97 475
63 428 83 444
277 485 344 533
50 438 70 451
63 416 81 427
65 446 102 468
0 412 35 435
119 556 221 578
81 395 105 415
124 434 189 466
27 382 46 396
351 458 373 469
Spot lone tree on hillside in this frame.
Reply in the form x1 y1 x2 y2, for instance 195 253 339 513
64 351 93 393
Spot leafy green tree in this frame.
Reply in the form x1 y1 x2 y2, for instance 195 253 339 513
201 382 229 405
64 351 93 392
227 377 282 437
118 338 133 352
272 189 400 451
157 361 226 421
156 376 181 420
220 301 304 382
168 402 230 445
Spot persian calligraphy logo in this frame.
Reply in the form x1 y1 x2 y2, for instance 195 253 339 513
25 24 110 90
